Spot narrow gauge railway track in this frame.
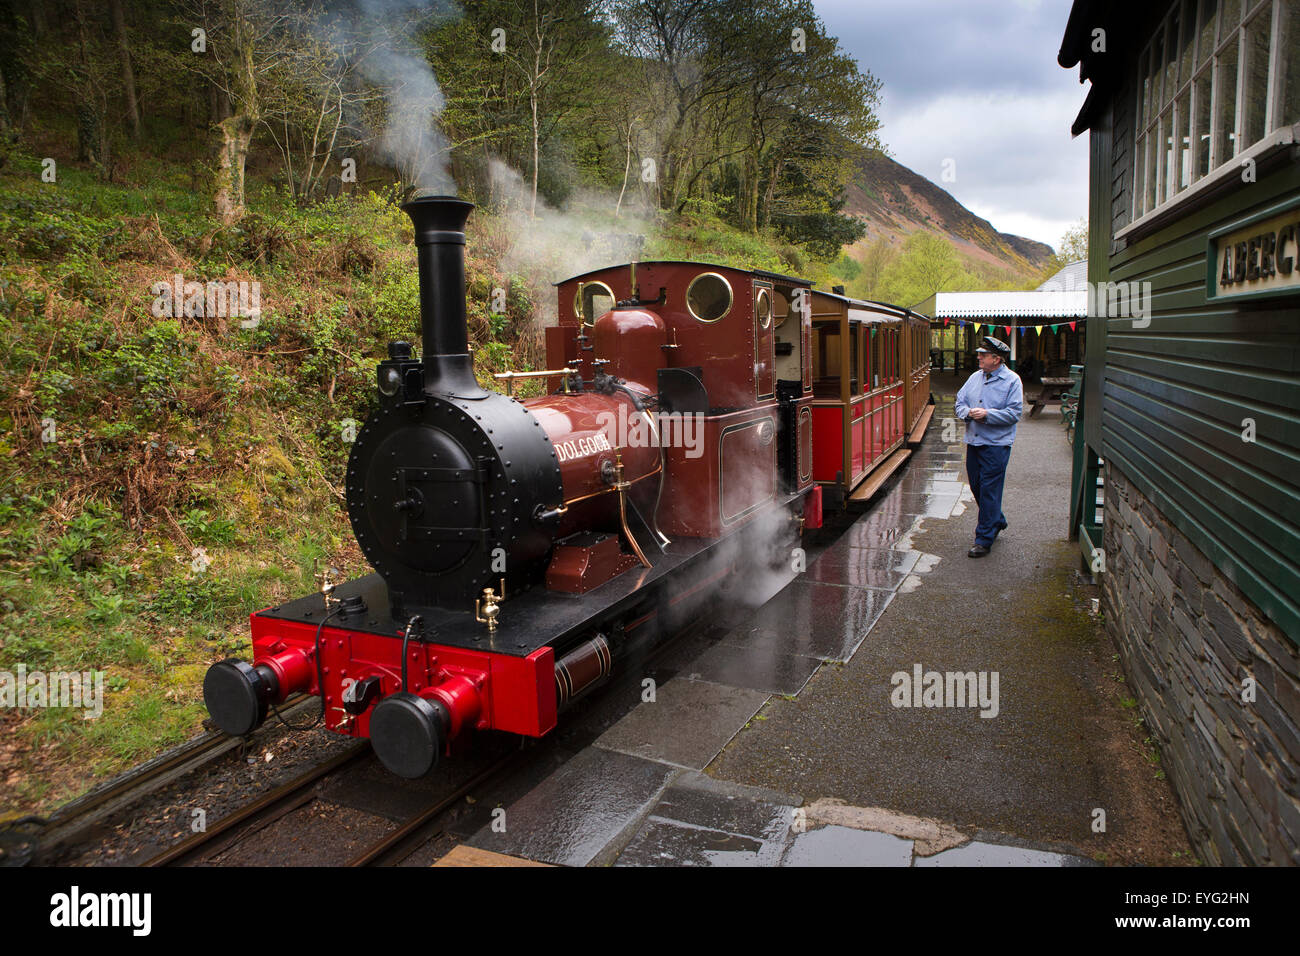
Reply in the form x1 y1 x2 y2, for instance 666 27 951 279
8 695 316 866
142 733 524 867
144 742 371 866
346 754 519 867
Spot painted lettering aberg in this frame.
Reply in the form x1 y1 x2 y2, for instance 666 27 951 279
1218 224 1297 285
1207 202 1300 301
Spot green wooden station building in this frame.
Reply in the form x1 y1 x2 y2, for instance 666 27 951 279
1060 0 1299 864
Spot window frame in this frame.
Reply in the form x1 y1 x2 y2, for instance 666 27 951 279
1132 0 1294 223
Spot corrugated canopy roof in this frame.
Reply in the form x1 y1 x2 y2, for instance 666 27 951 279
933 290 1088 319
1037 259 1088 291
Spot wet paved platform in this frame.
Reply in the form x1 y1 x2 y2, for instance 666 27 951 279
463 384 1180 866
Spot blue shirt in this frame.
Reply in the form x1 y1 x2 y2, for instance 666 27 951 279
955 365 1023 446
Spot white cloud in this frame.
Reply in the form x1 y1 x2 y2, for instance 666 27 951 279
816 0 1089 248
880 89 1090 247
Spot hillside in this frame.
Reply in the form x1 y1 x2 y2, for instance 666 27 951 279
843 150 1054 280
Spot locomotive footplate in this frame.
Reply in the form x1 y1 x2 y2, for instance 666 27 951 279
256 488 812 658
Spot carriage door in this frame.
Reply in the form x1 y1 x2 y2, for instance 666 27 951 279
753 281 775 400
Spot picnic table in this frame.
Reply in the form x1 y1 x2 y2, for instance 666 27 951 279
1029 376 1074 417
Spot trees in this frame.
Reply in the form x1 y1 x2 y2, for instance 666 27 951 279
179 0 272 223
499 0 611 216
3 0 886 262
611 0 878 252
877 232 969 308
425 0 617 210
1041 217 1089 278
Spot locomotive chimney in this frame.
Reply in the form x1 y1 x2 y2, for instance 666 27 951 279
400 195 485 397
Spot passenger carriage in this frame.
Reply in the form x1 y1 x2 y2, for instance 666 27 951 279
807 290 933 509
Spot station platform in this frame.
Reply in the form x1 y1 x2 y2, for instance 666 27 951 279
447 387 1191 866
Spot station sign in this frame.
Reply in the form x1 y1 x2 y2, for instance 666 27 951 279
1206 200 1300 302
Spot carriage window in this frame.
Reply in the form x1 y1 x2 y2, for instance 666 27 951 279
755 287 772 329
812 321 841 396
686 272 733 322
574 281 615 328
849 324 861 395
863 326 871 389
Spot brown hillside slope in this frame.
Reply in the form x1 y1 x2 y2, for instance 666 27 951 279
844 150 1053 278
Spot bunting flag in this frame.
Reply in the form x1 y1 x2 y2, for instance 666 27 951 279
936 318 1089 331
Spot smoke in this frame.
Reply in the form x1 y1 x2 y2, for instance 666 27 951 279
338 0 458 194
486 158 659 327
314 4 662 326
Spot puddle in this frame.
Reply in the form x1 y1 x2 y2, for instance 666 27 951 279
782 825 913 866
913 553 941 574
897 574 924 594
915 840 1093 867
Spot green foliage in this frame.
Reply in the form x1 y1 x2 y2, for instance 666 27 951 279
875 232 970 308
102 320 190 415
0 190 111 260
371 263 421 343
149 573 253 622
179 508 239 545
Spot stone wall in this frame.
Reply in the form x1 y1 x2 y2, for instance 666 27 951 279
1101 462 1300 865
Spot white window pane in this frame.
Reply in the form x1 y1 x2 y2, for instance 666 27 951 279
1179 0 1197 85
1145 130 1159 212
1196 0 1217 67
1215 40 1239 163
1282 0 1300 126
1194 73 1213 178
1162 107 1176 199
1176 91 1192 189
1137 135 1146 216
1242 9 1270 144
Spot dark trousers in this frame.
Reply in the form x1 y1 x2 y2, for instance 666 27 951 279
966 444 1011 546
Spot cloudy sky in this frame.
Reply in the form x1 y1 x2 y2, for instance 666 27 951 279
816 0 1089 250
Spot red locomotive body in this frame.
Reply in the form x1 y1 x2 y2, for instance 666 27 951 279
552 261 818 538
204 199 829 778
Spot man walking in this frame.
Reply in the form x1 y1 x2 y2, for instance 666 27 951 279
955 336 1022 558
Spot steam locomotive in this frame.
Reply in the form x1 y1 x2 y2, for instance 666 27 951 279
202 196 930 778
